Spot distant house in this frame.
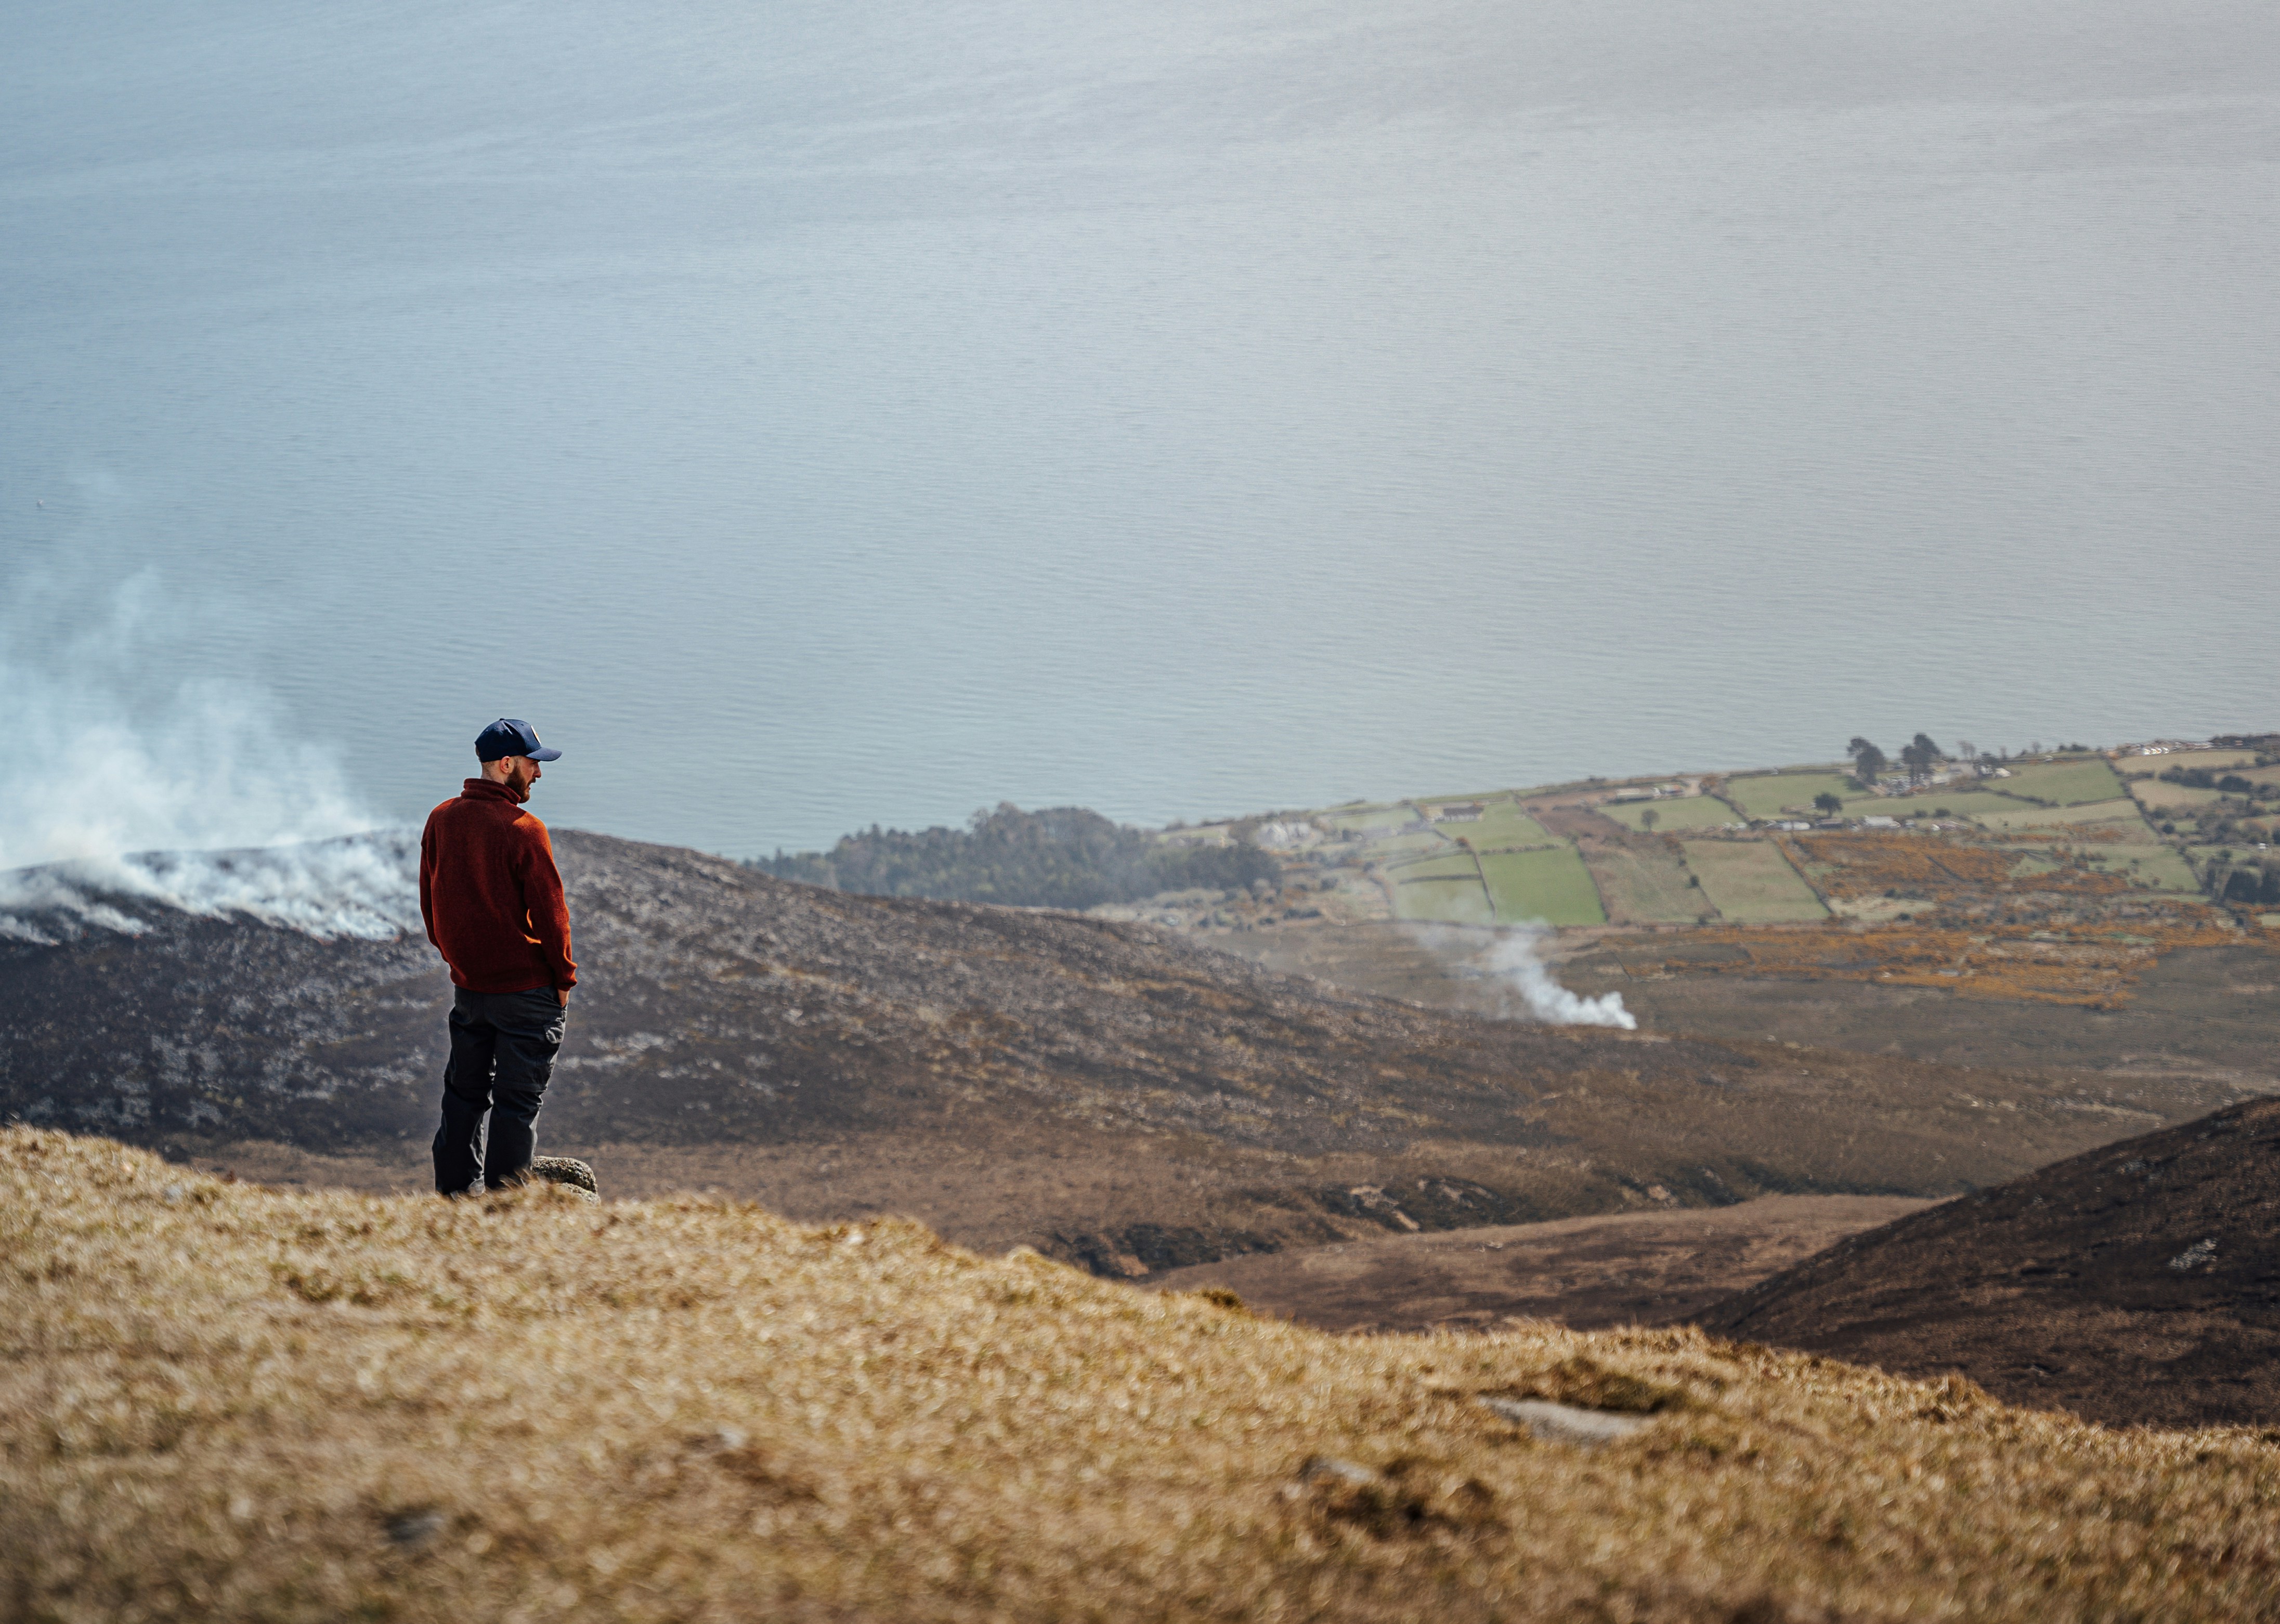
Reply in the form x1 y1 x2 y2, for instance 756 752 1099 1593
1861 815 1900 830
1425 803 1483 823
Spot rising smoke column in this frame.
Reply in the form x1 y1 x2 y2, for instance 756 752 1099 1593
1410 922 1637 1029
1474 924 1636 1028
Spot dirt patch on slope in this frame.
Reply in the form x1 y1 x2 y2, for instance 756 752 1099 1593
1145 1195 1929 1332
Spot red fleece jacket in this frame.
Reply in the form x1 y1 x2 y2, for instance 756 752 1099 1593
419 779 578 994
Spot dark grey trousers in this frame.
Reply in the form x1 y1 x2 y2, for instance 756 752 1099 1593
432 985 566 1195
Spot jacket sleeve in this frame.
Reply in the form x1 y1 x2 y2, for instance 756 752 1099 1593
419 816 440 950
519 825 578 990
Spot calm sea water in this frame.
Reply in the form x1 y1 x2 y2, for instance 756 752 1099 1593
4 0 2276 859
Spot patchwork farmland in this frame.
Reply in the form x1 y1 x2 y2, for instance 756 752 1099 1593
1104 734 2280 1009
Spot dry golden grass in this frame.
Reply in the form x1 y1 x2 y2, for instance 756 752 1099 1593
7 1128 2279 1623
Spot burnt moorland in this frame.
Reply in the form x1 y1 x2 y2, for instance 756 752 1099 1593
0 831 2237 1274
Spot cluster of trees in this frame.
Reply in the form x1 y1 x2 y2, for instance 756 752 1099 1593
2162 766 2275 799
747 803 1281 911
2220 865 2280 907
1846 733 1951 787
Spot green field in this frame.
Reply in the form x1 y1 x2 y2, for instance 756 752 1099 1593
1681 840 1828 922
1974 798 2149 833
1386 854 1494 925
2123 777 2225 814
1479 846 1606 925
1415 788 1540 809
1584 844 1709 924
1315 804 1416 833
1369 829 1458 860
1721 773 1857 820
1383 850 1477 878
1463 803 1555 846
2064 799 2157 831
2151 749 2260 773
1988 758 2127 807
2086 844 2201 892
1386 871 1495 921
1895 789 2037 822
1600 796 1740 832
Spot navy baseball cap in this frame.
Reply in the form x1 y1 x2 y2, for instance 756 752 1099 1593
475 718 562 762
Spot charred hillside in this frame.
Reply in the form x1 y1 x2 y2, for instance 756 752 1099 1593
1693 1096 2280 1428
0 831 2225 1272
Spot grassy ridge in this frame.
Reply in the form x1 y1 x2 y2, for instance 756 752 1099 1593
8 1130 2279 1623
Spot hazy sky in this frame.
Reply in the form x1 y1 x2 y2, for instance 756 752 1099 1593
4 0 2276 858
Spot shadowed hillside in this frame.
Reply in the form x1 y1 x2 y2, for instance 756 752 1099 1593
9 1130 2280 1622
1695 1096 2280 1428
0 832 2235 1274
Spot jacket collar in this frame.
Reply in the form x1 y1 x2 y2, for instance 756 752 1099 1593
461 777 525 805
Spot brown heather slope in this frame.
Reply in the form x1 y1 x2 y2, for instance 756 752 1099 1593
8 1129 2280 1624
0 832 2234 1275
1692 1096 2280 1429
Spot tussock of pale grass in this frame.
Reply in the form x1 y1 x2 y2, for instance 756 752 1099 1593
5 1128 2276 1623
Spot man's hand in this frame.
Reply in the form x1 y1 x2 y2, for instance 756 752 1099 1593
556 986 570 1007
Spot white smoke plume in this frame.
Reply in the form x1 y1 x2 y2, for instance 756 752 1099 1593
1411 923 1638 1029
0 837 420 945
0 559 418 943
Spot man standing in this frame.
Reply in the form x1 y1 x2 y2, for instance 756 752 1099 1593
420 718 577 1195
